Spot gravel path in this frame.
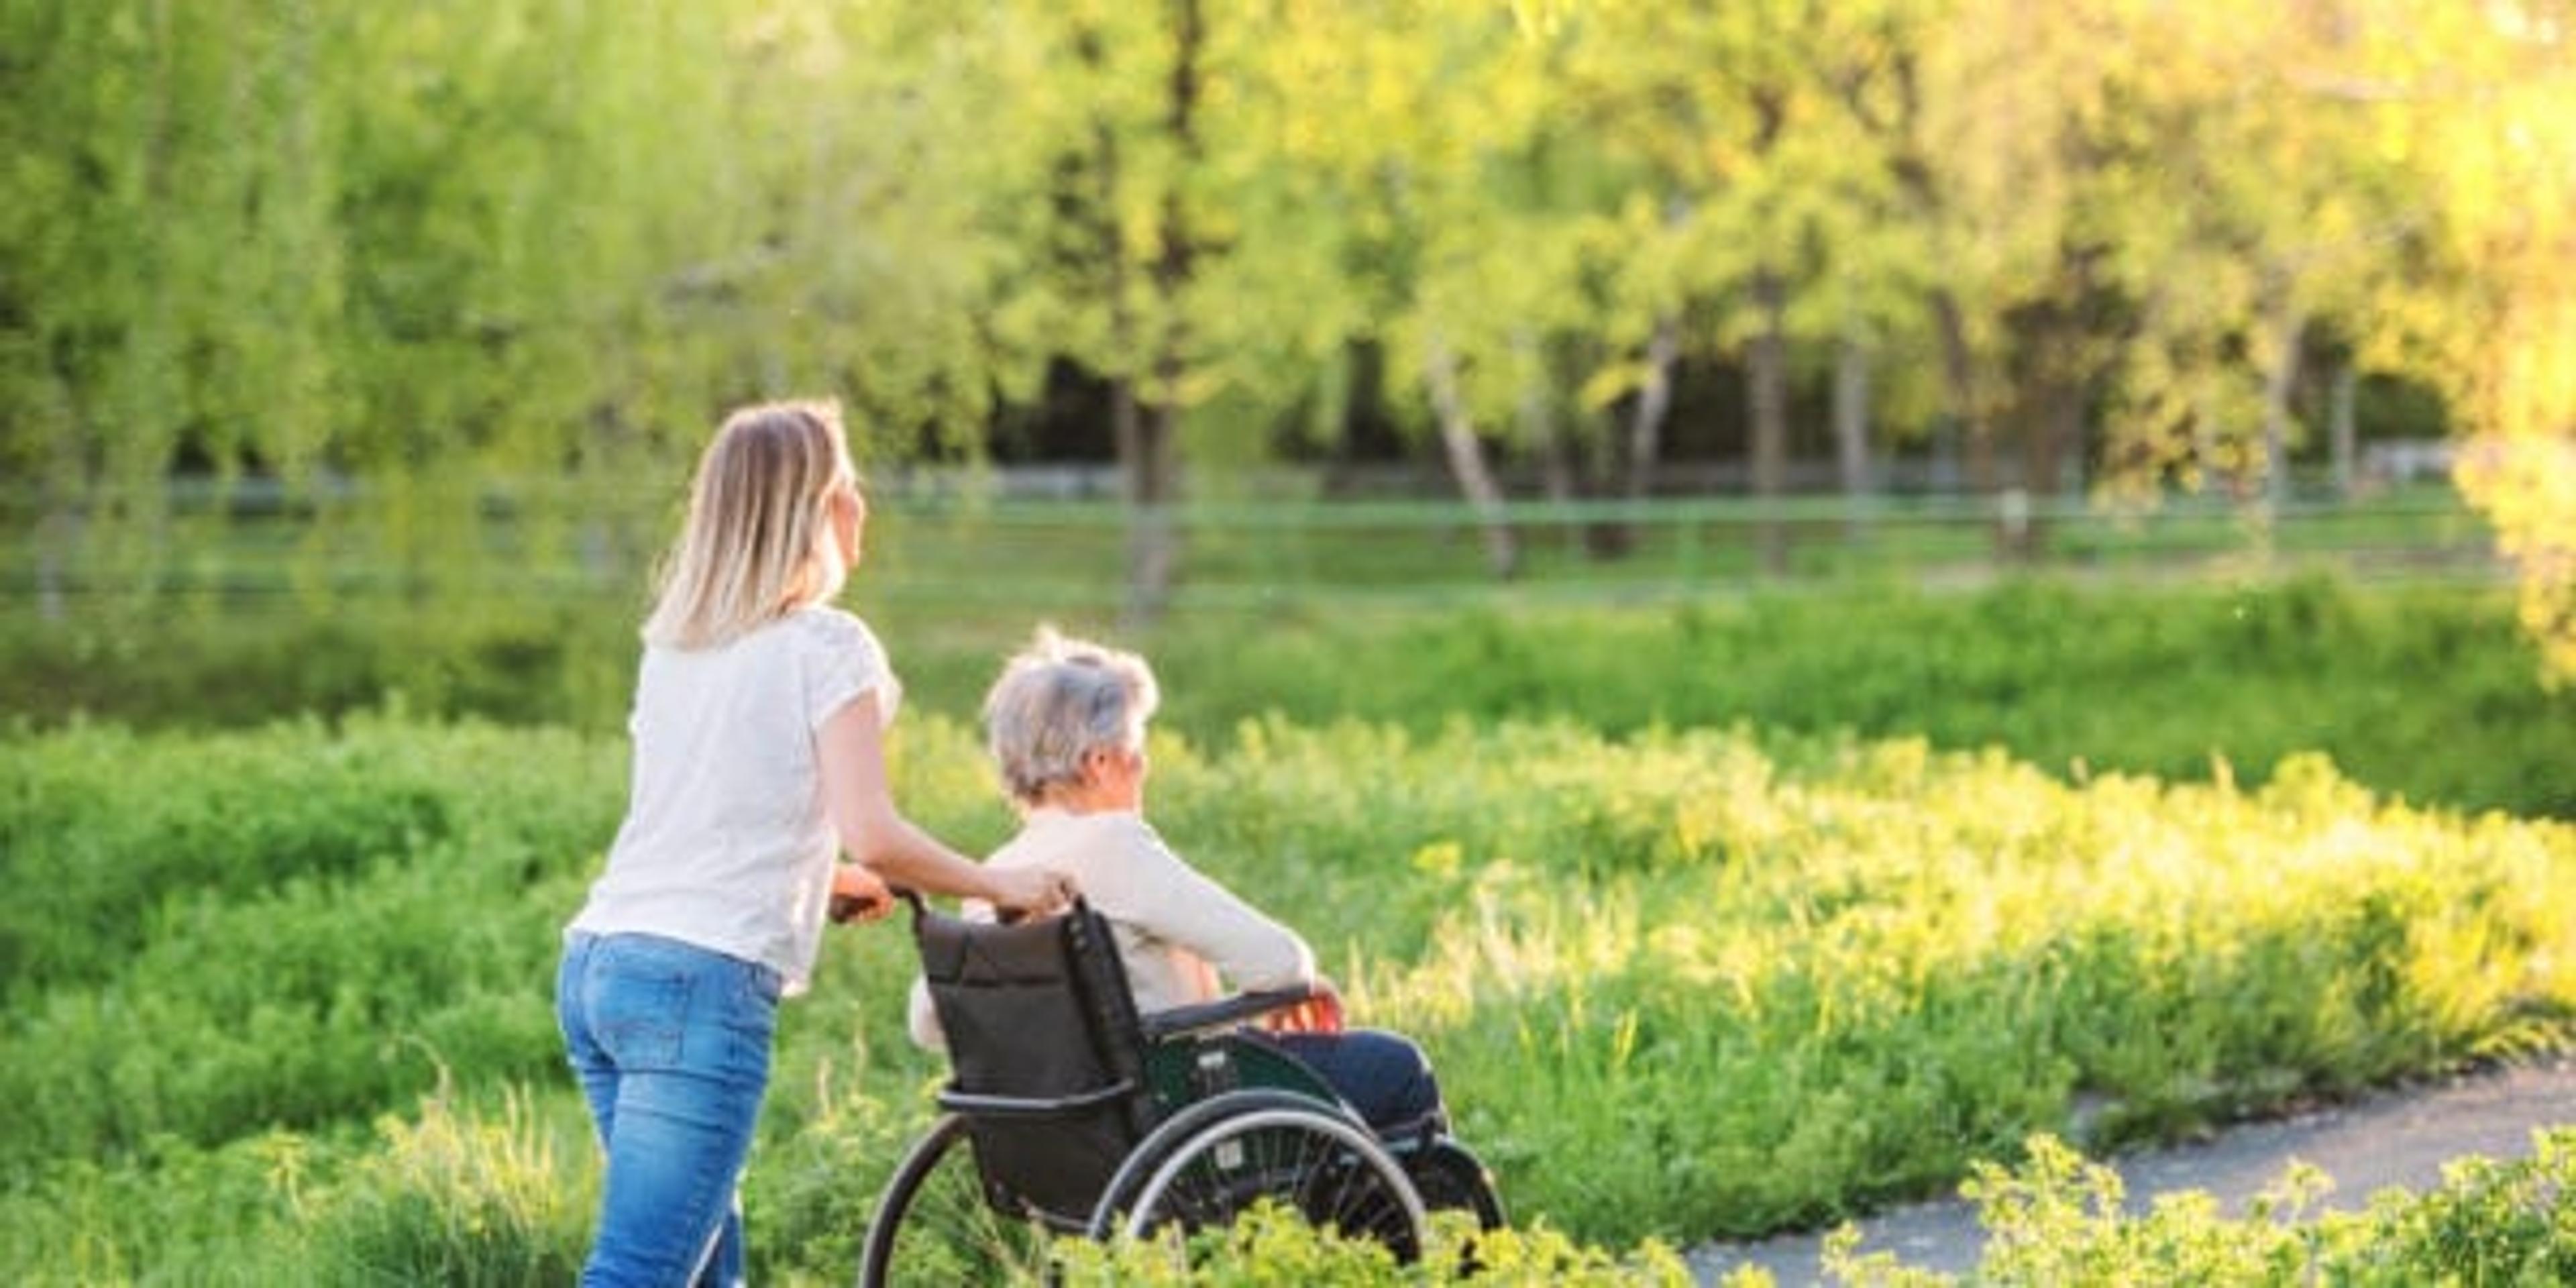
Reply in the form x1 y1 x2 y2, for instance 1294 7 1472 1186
1688 1054 2576 1285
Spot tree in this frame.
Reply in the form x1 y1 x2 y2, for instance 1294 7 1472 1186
910 0 1262 623
2085 3 2412 523
1560 0 1909 570
2379 3 2576 678
1 0 352 608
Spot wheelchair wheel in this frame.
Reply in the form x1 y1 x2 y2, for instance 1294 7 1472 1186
857 1114 1054 1288
1090 1090 1427 1261
1406 1137 1507 1230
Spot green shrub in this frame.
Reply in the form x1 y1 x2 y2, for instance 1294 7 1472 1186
0 714 619 998
1052 1205 1697 1287
301 1082 594 1288
0 716 617 1173
1826 1128 2576 1287
0 1134 308 1287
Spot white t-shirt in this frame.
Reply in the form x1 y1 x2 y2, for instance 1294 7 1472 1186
908 807 1316 1049
568 605 899 994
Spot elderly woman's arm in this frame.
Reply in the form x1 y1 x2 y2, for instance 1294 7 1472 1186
1091 815 1317 992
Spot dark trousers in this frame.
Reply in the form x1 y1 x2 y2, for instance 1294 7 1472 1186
1260 1028 1445 1132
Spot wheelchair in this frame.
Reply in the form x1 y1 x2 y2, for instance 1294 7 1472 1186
858 892 1505 1285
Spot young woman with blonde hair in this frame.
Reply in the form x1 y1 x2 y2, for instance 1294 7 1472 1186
557 400 1073 1286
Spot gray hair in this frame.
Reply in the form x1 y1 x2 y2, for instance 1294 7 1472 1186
983 628 1161 804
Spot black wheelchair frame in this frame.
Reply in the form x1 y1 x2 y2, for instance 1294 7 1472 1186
857 893 1503 1285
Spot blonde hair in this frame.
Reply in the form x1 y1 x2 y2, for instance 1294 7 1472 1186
643 400 857 650
983 627 1161 804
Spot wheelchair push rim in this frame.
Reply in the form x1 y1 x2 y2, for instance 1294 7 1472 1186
1089 1090 1428 1261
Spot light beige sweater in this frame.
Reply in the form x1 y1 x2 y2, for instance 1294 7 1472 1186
907 807 1316 1050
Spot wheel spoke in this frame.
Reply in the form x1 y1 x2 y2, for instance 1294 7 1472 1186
865 1122 1056 1287
1121 1105 1425 1263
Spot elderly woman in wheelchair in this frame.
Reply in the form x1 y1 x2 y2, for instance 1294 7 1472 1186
860 630 1501 1285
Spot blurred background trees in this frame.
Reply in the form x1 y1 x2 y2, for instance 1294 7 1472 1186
2 0 2569 659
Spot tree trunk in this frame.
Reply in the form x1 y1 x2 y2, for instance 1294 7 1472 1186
37 504 75 624
2014 376 2082 559
1931 288 1995 496
1424 335 1519 580
1833 331 1874 539
1597 313 1680 558
1122 398 1179 626
2260 298 2307 515
1624 314 1680 505
1748 270 1791 575
2329 358 2358 498
1121 0 1205 626
1513 329 1578 559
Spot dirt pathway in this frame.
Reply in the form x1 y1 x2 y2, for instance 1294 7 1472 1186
1688 1054 2576 1285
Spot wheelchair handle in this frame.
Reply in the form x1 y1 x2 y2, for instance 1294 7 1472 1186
858 886 1085 926
828 884 921 925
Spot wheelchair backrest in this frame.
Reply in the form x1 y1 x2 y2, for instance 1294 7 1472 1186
912 897 1155 1223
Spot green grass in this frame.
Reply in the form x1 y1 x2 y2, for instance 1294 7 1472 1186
6 503 2573 1281
5 573 2570 820
3 708 2571 1281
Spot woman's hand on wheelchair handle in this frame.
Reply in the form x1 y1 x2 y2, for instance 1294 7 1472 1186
985 866 1077 923
828 863 896 924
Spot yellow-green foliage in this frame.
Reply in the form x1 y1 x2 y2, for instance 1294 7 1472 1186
299 1081 595 1287
1051 1206 1695 1287
1829 1128 2576 1287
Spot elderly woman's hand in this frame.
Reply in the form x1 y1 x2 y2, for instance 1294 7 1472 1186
1264 980 1345 1035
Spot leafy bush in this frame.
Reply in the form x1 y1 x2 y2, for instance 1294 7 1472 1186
300 1082 594 1287
1052 1205 1695 1287
0 1133 309 1287
0 716 618 1171
0 714 618 996
1827 1128 2576 1286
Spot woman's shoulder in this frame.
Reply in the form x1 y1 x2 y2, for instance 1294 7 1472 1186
786 602 873 637
780 604 888 655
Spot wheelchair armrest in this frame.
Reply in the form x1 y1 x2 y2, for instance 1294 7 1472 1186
1138 985 1316 1041
936 1079 1139 1118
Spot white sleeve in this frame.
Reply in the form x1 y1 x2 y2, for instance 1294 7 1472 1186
804 610 902 731
1085 817 1316 992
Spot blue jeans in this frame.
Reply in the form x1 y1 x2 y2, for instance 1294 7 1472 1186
557 932 782 1288
1264 1028 1446 1133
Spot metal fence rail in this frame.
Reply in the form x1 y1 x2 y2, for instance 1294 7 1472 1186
0 482 2508 623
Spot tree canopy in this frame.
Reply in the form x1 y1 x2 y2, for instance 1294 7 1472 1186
3 0 2569 665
